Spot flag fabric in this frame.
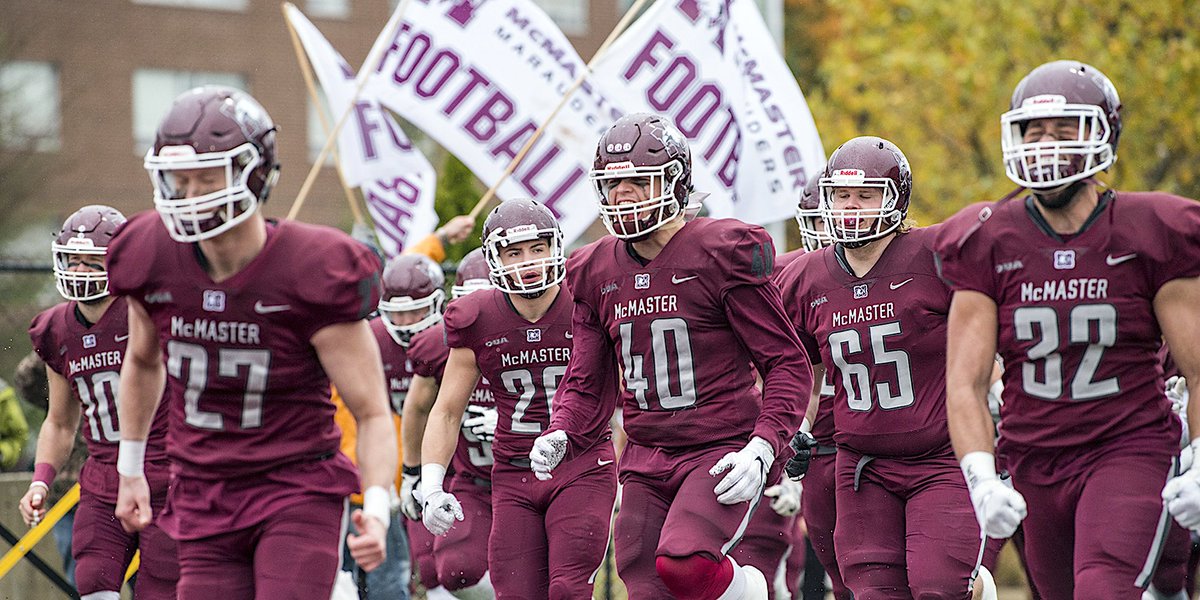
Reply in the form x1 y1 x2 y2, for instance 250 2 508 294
363 0 624 246
589 0 825 223
286 4 439 257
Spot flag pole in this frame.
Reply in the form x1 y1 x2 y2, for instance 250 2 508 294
286 0 416 221
281 2 367 225
464 0 655 221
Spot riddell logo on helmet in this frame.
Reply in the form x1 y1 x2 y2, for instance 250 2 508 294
1023 94 1066 107
835 169 864 177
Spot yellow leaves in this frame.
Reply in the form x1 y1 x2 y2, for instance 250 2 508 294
789 0 1200 207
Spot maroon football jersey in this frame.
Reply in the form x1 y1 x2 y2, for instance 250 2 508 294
775 249 836 446
777 227 953 457
369 317 414 415
408 321 495 482
552 218 810 454
106 211 381 483
444 286 610 463
935 192 1200 456
29 297 171 501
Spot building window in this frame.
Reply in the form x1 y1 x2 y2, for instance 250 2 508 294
532 0 589 35
0 61 61 152
307 0 349 19
132 69 246 154
132 0 249 11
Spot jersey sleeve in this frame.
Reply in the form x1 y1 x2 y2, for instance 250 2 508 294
712 221 777 295
442 298 480 350
408 325 450 380
295 229 383 341
1146 196 1200 289
28 308 65 376
105 211 158 300
933 202 1000 299
775 256 823 365
547 294 619 451
723 281 810 455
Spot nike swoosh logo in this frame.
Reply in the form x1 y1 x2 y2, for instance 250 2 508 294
1106 253 1137 266
565 332 573 339
254 301 291 314
672 274 699 284
597 459 614 466
114 334 130 342
889 278 913 290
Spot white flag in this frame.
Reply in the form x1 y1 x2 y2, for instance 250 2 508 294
590 0 825 223
286 5 438 257
363 0 625 246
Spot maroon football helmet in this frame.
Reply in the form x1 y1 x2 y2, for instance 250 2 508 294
589 113 693 239
481 198 565 295
52 205 127 302
795 168 830 252
452 247 493 299
379 254 445 347
819 137 912 245
1001 60 1121 190
144 85 280 242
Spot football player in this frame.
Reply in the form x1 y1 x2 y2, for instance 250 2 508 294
347 253 447 599
531 113 811 599
23 205 179 600
777 137 999 598
107 86 396 600
419 199 617 598
772 172 852 600
401 247 497 598
936 60 1200 598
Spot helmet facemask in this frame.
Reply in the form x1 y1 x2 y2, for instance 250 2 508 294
378 290 445 347
795 208 832 252
591 159 685 240
451 279 492 300
483 225 566 296
1001 97 1114 192
820 170 904 246
146 142 275 242
52 240 110 302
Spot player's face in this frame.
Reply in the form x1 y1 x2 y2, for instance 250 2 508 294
602 176 664 223
498 238 552 286
64 252 105 273
829 186 884 232
167 166 227 199
384 307 429 327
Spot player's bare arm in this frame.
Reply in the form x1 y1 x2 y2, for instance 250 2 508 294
114 297 165 532
421 346 481 470
19 367 81 526
1154 276 1200 441
945 290 1000 458
401 374 440 471
314 318 396 571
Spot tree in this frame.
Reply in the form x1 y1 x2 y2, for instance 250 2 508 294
433 153 486 263
793 0 1200 225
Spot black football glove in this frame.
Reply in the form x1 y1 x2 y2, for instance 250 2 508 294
784 430 819 481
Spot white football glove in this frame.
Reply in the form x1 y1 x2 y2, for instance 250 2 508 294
710 437 775 505
1167 376 1189 420
961 452 1027 539
530 430 568 481
463 405 498 442
1163 439 1200 530
399 469 421 521
764 478 802 516
986 379 1004 425
419 464 464 536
